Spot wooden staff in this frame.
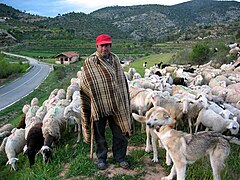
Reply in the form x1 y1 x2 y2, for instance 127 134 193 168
90 120 94 158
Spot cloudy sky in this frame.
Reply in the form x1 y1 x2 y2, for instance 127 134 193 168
1 0 239 17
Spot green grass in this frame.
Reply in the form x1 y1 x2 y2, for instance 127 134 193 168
0 53 30 84
127 53 174 75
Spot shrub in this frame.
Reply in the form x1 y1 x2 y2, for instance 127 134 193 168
0 60 30 78
189 43 211 64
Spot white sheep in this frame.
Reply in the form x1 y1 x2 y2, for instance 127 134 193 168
144 69 153 78
47 89 66 110
130 78 162 90
227 43 239 49
25 106 47 140
25 98 39 120
0 128 26 171
209 75 233 88
64 91 81 143
0 124 14 143
0 124 14 134
195 108 239 135
207 102 234 119
22 104 30 114
128 67 137 80
36 105 48 120
121 61 131 69
229 47 240 56
40 100 69 163
132 72 142 80
66 82 80 101
223 103 240 124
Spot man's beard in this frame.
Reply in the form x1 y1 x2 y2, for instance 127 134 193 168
102 51 109 58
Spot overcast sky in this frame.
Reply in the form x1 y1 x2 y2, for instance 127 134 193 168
1 0 240 17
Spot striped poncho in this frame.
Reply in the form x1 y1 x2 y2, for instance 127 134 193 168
80 51 133 144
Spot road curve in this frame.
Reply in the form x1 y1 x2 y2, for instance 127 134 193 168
0 52 52 111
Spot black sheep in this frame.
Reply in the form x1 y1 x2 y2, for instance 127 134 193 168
183 68 196 73
157 62 163 68
16 114 26 129
25 123 44 167
161 64 171 69
154 71 162 77
173 77 187 86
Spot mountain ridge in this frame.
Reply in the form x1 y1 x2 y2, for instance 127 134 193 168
0 0 240 44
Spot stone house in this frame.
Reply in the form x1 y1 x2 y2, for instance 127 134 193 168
55 52 79 65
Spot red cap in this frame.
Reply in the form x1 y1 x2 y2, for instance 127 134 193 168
96 34 112 45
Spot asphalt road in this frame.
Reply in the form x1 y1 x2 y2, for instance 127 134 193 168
0 52 52 111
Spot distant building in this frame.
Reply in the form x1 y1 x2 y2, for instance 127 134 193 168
55 52 79 65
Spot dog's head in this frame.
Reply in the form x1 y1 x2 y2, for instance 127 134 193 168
132 106 175 131
146 107 174 130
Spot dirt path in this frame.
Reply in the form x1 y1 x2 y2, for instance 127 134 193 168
63 146 167 179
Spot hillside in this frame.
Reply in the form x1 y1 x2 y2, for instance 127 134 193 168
0 0 240 46
90 0 240 40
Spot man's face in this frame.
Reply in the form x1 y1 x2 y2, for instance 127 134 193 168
97 43 111 58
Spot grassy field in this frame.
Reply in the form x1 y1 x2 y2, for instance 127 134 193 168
128 53 174 76
0 44 240 179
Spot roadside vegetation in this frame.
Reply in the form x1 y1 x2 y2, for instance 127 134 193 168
0 53 30 86
0 36 239 179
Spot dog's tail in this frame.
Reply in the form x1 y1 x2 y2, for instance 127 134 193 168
132 113 146 124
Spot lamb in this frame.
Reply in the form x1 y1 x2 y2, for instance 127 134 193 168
195 108 239 135
0 128 26 171
64 91 81 143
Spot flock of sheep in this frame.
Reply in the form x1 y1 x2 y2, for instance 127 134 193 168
125 43 240 161
0 71 82 170
0 43 240 172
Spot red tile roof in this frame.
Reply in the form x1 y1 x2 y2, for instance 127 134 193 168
56 52 79 58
